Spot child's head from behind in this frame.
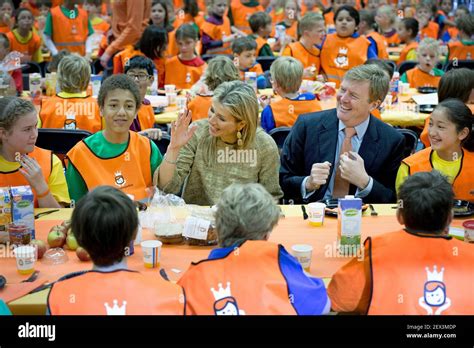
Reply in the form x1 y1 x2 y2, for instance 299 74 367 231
209 0 228 17
455 13 474 38
298 12 325 44
175 24 198 57
71 186 139 267
417 38 439 73
249 11 272 37
204 56 240 91
0 33 10 60
438 68 474 104
15 8 34 32
429 98 474 153
375 4 396 29
270 56 303 95
124 56 154 100
57 53 91 93
334 5 359 38
397 171 453 234
231 36 257 70
136 25 168 60
398 17 419 42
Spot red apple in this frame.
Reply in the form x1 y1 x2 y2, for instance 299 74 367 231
76 247 91 262
65 234 79 251
47 229 66 248
61 220 72 235
30 239 47 259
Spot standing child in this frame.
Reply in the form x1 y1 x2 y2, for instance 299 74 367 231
320 5 377 87
200 0 237 55
446 14 473 61
165 24 206 89
375 5 400 46
231 36 263 80
230 0 265 35
248 11 274 57
397 17 419 64
358 9 389 59
400 38 444 89
0 0 13 33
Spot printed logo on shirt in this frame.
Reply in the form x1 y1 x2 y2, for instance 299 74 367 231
114 171 126 187
334 47 349 68
211 281 246 315
418 265 451 315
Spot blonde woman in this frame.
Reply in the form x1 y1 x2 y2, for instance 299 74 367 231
39 53 102 133
156 80 283 205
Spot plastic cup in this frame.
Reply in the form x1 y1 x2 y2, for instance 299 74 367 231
307 202 326 226
141 240 162 268
176 96 187 111
400 82 410 96
166 92 177 106
164 84 176 93
15 245 36 275
383 94 393 109
463 220 474 243
291 244 313 272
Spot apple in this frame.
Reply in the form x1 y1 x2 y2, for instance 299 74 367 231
66 234 79 251
61 220 72 235
76 247 91 262
47 229 66 248
30 239 47 259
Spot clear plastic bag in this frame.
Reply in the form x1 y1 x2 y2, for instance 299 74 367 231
182 206 218 246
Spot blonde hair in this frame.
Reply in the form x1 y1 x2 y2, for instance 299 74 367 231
270 56 303 93
298 12 324 38
417 37 440 56
344 65 390 103
377 5 397 25
57 53 91 93
204 56 240 91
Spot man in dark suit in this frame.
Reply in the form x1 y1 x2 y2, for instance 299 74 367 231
280 65 405 203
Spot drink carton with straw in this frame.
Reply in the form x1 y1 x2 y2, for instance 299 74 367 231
337 195 362 256
10 186 35 240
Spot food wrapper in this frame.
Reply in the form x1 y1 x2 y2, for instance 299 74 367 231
299 80 325 95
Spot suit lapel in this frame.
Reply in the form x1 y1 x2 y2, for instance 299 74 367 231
358 116 379 174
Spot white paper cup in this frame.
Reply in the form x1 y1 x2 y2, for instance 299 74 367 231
166 92 177 106
307 202 326 226
291 244 313 272
15 245 36 275
141 240 162 268
176 96 187 111
164 84 176 93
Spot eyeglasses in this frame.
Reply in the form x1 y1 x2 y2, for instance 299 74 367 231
126 73 152 81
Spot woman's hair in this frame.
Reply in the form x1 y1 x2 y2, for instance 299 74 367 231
134 25 168 60
435 98 474 152
215 183 281 248
438 68 474 103
204 56 240 91
57 53 91 93
212 80 258 149
401 17 419 39
98 74 141 110
175 23 199 41
0 98 36 142
14 7 34 30
71 186 139 267
151 0 174 32
335 5 360 27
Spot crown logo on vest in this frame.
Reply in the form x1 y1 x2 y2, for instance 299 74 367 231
210 282 246 315
425 265 444 282
211 282 232 301
335 47 349 68
418 265 451 315
114 171 126 187
104 299 127 315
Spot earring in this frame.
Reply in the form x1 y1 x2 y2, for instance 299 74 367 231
237 130 243 147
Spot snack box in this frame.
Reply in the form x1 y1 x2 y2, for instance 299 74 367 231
10 186 35 239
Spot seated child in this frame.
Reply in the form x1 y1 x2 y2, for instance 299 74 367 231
400 38 444 89
397 17 419 64
248 11 274 57
231 36 263 80
0 97 70 208
164 24 207 89
436 0 457 43
188 55 240 121
397 99 474 201
200 0 237 55
46 49 70 73
328 170 474 314
375 5 400 46
172 0 205 30
358 9 389 59
282 12 325 80
416 2 439 40
230 0 265 35
261 56 321 132
0 33 22 94
275 0 299 43
0 0 13 33
446 13 473 61
440 4 469 43
39 53 102 133
47 186 185 315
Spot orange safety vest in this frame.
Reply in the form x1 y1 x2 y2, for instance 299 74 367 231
166 30 178 58
48 270 185 315
403 147 474 201
324 12 334 26
282 41 320 79
0 25 10 33
154 57 166 89
40 95 102 133
320 33 370 87
0 146 52 208
230 0 264 34
254 35 268 56
238 63 263 80
66 131 153 201
173 13 205 30
382 31 400 46
165 56 206 89
200 16 232 54
447 41 474 61
178 240 298 315
6 31 42 59
420 21 439 40
21 2 40 17
366 31 389 59
50 6 89 56
398 41 418 64
137 103 155 130
92 18 110 34
113 45 144 74
188 94 212 121
367 230 474 315
270 97 321 128
405 67 441 89
270 8 284 25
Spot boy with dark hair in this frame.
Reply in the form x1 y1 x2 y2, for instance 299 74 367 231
358 10 389 59
328 171 474 315
397 17 419 64
248 11 274 57
231 36 263 79
47 186 185 315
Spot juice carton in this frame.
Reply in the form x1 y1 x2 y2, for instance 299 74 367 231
10 186 35 240
0 187 12 243
337 195 362 256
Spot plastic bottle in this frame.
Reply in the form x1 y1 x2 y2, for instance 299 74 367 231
389 71 400 102
244 72 257 93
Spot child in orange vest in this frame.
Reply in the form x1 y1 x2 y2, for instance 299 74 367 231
261 56 321 132
301 0 324 16
40 53 102 133
375 5 400 46
231 36 263 80
441 4 469 43
188 55 240 121
282 12 325 80
229 0 265 35
400 38 444 89
397 17 419 64
0 0 13 33
172 0 205 30
21 0 42 17
446 13 474 61
248 11 274 56
165 24 206 89
323 0 351 34
267 0 285 25
436 0 457 43
84 0 110 34
397 99 474 201
124 56 162 139
416 2 439 40
47 186 185 315
0 97 70 208
358 9 389 59
320 5 377 87
0 33 23 94
6 8 43 64
275 0 299 43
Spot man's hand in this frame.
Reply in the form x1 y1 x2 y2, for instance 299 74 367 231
305 161 331 192
339 151 370 189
